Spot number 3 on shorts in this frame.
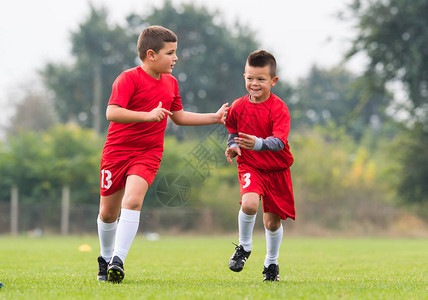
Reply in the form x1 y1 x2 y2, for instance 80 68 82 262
242 173 251 189
101 169 112 189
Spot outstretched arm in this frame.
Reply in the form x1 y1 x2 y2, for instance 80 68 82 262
170 103 228 126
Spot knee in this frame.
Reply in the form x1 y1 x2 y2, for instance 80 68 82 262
122 195 143 211
241 194 259 215
242 203 258 215
99 210 118 223
264 219 281 231
99 201 120 223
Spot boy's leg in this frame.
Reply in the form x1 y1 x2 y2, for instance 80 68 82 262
97 189 124 281
263 212 282 266
98 189 124 262
229 192 259 272
239 192 259 252
108 175 148 283
262 212 282 281
112 175 149 263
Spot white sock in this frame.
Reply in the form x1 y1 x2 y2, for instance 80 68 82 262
264 224 283 267
97 215 118 263
112 208 140 264
238 209 256 252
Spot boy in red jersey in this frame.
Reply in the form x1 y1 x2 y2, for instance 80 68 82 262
96 25 228 283
225 50 294 282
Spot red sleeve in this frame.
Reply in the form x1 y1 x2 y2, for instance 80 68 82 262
271 102 290 143
170 77 183 111
108 72 135 108
225 100 238 133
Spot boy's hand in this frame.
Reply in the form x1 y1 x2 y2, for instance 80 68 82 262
216 103 229 125
147 102 173 122
235 132 256 150
225 147 241 165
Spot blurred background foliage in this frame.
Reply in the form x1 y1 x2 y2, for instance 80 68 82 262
0 0 427 234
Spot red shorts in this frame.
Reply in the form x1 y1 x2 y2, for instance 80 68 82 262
238 164 295 220
100 153 161 196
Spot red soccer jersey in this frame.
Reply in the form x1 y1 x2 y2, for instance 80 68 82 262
102 67 183 161
226 93 294 171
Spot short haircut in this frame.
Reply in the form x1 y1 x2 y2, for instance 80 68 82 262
137 25 178 61
247 50 277 78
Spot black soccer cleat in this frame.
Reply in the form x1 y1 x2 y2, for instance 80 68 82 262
228 244 251 272
108 256 125 283
97 256 109 281
263 264 280 282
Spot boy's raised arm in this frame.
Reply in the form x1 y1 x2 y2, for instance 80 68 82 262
170 103 228 126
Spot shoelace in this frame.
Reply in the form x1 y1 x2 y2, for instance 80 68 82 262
231 243 247 260
263 265 277 279
110 261 124 270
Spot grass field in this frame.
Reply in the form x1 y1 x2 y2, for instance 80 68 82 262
0 235 426 299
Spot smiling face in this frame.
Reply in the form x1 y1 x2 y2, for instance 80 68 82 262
244 63 278 103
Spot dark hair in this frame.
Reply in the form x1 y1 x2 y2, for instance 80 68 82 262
247 50 277 78
137 25 178 61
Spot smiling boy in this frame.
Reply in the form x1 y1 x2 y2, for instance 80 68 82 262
96 25 228 283
225 50 294 282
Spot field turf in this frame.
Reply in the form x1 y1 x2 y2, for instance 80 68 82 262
0 235 426 299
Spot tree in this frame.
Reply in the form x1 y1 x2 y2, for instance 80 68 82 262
347 0 428 123
346 0 428 208
290 66 391 140
0 125 103 205
46 124 103 234
45 124 104 204
6 87 57 137
0 131 51 204
397 125 428 210
0 125 103 234
43 5 136 134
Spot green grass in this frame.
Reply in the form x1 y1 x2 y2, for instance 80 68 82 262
0 235 426 299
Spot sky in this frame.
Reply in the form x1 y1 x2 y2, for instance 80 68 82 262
0 0 363 125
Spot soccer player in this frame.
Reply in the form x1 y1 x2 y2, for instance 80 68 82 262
0 281 3 288
96 25 228 283
225 50 294 282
